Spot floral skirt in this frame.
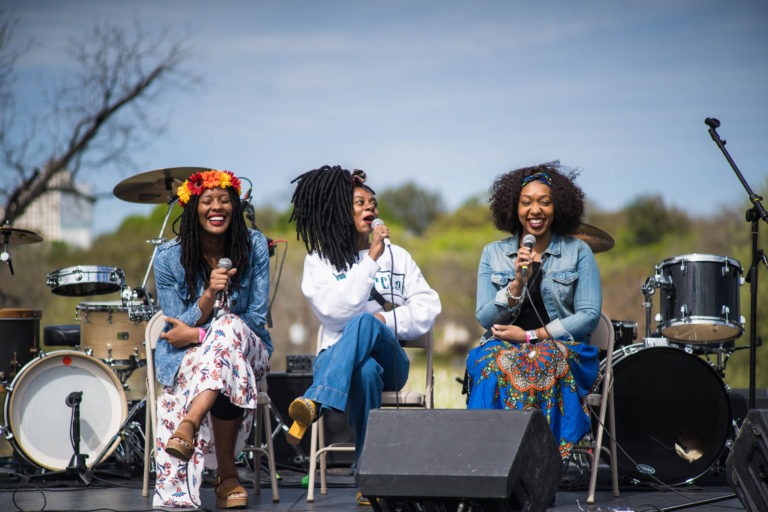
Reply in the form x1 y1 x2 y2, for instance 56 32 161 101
466 338 599 457
153 314 270 508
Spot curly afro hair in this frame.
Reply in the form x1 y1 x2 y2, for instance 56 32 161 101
489 161 585 235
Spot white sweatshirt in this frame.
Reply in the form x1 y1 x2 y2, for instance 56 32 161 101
301 245 442 351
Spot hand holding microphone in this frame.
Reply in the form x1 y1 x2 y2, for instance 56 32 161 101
520 234 536 279
212 257 233 318
371 218 390 246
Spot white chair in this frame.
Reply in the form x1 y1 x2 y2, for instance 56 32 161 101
241 380 280 502
141 310 165 497
141 310 279 503
306 327 435 502
572 312 620 503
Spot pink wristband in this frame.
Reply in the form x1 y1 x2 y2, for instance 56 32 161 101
525 331 531 344
198 328 205 343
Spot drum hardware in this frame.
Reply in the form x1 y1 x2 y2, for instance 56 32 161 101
65 391 89 477
0 224 43 275
706 117 768 411
78 397 146 485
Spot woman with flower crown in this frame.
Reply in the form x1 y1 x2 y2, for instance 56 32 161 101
152 169 272 509
465 162 602 459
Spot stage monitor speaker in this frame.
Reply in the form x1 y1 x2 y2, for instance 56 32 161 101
265 372 355 468
726 408 768 512
356 409 561 512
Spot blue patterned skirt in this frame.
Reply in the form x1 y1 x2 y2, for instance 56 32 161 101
466 338 599 457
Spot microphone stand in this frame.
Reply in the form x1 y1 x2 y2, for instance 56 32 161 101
706 117 768 409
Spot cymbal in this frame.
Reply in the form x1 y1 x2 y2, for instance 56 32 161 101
572 223 614 253
113 166 211 203
0 227 43 245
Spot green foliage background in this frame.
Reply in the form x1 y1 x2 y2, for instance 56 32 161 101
2 183 767 408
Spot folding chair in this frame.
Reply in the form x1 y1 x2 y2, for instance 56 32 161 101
141 310 165 497
241 380 280 502
306 327 435 502
572 312 620 503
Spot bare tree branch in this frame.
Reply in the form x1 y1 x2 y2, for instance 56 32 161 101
0 15 197 226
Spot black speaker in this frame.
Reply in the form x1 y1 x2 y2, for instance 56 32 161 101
726 408 768 512
356 409 561 512
265 372 355 468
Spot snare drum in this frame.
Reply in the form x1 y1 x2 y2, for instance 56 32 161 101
4 351 127 470
608 344 732 484
656 254 743 344
77 301 147 363
47 265 125 296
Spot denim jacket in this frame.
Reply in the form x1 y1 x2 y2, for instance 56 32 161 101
476 232 601 344
153 229 273 386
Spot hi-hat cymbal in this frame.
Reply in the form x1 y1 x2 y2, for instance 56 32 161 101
572 223 614 253
113 166 211 204
0 227 43 245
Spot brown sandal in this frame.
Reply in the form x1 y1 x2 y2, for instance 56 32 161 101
165 418 199 461
215 473 248 509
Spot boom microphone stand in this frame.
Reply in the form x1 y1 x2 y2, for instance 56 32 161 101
705 117 768 409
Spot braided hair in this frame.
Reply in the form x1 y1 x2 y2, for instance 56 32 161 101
172 187 251 301
290 165 371 273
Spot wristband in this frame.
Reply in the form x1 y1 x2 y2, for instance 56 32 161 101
525 331 531 344
199 328 205 343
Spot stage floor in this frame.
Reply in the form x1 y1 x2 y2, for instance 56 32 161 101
0 463 746 512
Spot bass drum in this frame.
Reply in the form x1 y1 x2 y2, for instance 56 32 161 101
4 351 127 471
609 344 732 484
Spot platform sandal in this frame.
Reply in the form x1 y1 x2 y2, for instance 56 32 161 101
286 397 319 445
215 473 248 509
165 418 199 461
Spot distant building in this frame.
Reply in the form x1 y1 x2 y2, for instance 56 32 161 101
9 171 93 249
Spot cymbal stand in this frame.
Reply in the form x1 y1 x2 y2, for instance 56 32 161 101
1 229 13 275
140 194 177 292
706 117 768 409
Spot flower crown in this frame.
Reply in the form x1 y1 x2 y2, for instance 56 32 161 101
176 169 242 207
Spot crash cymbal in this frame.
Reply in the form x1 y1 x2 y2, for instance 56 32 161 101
113 166 211 203
572 223 614 253
0 227 43 245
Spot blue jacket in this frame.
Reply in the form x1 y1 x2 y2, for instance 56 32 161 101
476 232 601 344
153 229 273 386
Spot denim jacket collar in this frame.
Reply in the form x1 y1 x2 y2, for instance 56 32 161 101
503 231 563 258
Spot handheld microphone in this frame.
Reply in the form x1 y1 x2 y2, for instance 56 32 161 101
66 391 83 407
371 218 390 246
521 234 536 278
212 257 233 316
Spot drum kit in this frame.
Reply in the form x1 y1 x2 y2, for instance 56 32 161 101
0 167 206 477
571 224 751 485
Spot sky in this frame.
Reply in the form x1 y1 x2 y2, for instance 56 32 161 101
4 0 768 236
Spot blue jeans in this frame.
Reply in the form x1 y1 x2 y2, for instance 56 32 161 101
304 313 410 459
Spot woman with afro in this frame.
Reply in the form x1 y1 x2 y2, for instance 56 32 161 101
465 162 601 458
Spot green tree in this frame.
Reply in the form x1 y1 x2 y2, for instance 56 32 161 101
378 182 445 235
624 194 689 245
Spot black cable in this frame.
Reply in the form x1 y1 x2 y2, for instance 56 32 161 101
268 240 287 311
386 243 400 409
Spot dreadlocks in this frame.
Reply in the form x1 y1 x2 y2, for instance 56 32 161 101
290 165 370 273
173 187 251 301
